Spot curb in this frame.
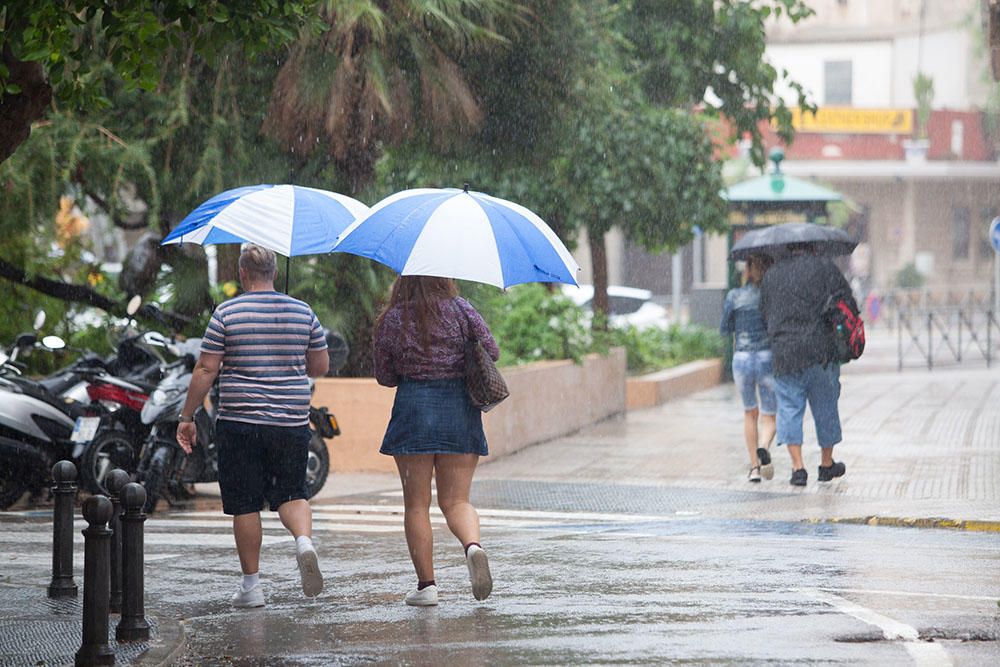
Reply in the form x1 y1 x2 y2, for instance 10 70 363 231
814 516 1000 532
132 615 186 666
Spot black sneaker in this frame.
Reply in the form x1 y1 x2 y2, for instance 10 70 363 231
757 446 774 480
790 468 808 486
756 447 771 466
818 461 846 482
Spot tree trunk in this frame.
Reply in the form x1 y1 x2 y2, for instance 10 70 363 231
0 256 189 329
590 229 610 330
0 46 52 165
216 245 240 285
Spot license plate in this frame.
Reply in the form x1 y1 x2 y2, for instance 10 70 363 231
71 417 100 443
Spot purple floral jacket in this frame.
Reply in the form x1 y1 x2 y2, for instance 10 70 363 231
372 297 500 387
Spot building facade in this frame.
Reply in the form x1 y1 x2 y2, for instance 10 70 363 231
761 0 1000 293
574 0 1000 316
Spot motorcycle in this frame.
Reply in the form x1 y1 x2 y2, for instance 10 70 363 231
135 333 343 513
0 312 85 508
0 303 172 508
73 327 180 496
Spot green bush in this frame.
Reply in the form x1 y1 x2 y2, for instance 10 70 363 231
465 284 595 366
464 283 722 373
894 263 925 289
605 324 725 375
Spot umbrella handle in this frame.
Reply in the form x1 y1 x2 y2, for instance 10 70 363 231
284 256 290 294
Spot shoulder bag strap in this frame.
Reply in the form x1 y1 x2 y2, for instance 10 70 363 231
455 298 476 342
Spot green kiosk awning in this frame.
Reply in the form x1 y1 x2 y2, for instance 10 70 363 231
723 149 843 224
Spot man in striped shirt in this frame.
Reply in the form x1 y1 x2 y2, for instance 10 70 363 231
176 244 329 608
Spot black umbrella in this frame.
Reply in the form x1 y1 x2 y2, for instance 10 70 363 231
730 223 856 261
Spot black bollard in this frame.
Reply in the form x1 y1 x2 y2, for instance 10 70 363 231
48 460 78 598
75 495 114 667
116 482 150 641
105 469 131 614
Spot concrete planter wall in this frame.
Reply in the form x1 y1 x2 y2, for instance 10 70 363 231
312 347 627 473
625 358 724 410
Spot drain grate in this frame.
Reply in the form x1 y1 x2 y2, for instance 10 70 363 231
467 479 793 515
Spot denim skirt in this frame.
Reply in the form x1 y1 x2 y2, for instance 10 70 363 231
380 377 489 456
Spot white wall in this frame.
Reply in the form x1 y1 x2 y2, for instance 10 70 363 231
767 27 982 109
767 41 894 106
891 29 979 108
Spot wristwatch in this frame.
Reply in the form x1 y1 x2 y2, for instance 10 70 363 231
178 414 195 423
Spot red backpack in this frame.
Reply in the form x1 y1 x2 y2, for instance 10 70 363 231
825 294 865 363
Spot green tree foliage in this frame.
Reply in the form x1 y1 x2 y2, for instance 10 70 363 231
619 0 815 167
262 0 527 192
0 1 321 163
0 0 813 376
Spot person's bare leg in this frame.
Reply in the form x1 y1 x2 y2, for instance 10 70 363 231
395 455 436 581
434 454 481 546
760 414 776 450
233 512 263 575
787 444 805 470
820 446 834 467
280 500 323 598
743 408 760 467
436 453 491 600
277 499 312 538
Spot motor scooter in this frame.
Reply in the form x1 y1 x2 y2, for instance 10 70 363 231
0 312 83 508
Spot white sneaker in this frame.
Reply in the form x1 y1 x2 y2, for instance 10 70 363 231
748 466 762 483
466 545 493 601
405 585 438 606
232 584 265 608
296 541 324 598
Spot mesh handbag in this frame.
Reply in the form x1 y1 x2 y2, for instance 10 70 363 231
459 305 509 412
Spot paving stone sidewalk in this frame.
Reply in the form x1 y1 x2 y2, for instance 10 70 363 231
477 330 1000 529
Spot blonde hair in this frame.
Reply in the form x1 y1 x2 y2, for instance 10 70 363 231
238 243 277 282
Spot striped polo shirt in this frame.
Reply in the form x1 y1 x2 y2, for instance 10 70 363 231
200 291 327 426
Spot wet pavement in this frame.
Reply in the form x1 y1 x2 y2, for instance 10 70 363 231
1 500 998 665
1 334 999 664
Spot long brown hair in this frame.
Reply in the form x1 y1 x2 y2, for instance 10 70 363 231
745 254 774 286
375 275 460 351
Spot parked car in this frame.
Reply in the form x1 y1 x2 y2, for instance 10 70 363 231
561 285 670 329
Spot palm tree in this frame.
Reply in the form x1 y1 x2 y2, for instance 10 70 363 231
263 0 526 193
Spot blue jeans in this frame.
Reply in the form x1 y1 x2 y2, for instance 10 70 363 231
380 378 488 456
774 363 842 448
732 350 776 414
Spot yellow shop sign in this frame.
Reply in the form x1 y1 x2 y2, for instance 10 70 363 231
788 107 912 134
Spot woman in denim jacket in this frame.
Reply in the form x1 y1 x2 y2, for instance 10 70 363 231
721 254 777 482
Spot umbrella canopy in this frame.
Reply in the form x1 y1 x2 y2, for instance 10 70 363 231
162 184 369 256
331 187 580 288
730 223 856 261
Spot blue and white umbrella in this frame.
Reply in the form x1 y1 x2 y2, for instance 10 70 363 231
331 187 580 288
162 184 369 256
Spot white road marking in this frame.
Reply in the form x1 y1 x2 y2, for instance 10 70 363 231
0 532 286 547
818 587 999 603
312 504 675 523
800 589 953 666
0 504 667 548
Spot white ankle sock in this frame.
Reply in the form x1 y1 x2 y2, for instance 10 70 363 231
242 572 259 591
296 535 314 551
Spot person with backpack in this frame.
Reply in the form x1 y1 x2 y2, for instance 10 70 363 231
720 254 777 483
759 242 860 486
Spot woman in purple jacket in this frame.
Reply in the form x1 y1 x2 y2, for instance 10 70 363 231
373 275 499 607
